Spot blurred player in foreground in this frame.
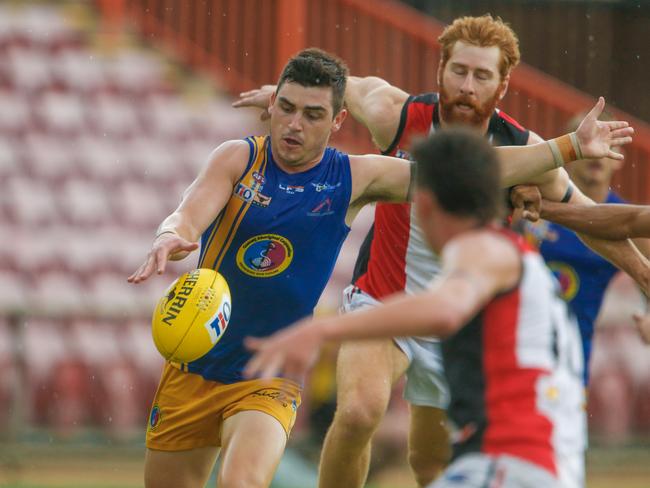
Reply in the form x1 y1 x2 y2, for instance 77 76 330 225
127 47 596 488
235 15 642 487
246 129 588 488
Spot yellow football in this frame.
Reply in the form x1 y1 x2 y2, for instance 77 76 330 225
152 268 231 362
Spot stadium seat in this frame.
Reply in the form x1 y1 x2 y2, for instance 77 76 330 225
59 178 113 226
36 92 87 135
5 176 60 226
0 90 31 135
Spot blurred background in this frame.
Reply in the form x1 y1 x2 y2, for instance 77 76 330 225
0 0 649 487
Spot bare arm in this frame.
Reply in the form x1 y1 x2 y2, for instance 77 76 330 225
344 76 409 151
243 231 520 379
128 140 249 283
540 201 650 239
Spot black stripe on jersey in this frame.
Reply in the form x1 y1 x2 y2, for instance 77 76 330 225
442 312 488 460
351 223 374 284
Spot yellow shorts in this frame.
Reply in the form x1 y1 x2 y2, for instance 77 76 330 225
146 363 302 451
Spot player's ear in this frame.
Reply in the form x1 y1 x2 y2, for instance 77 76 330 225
498 74 510 101
332 108 347 133
268 91 277 114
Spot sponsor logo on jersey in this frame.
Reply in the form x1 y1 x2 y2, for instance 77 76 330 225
548 261 580 301
308 197 334 216
233 171 270 206
236 234 293 277
149 404 162 431
311 181 340 192
279 183 304 194
233 182 271 207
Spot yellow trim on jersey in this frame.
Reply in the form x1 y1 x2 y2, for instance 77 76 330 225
198 136 269 271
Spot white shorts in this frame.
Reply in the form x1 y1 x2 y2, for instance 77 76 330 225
429 453 561 488
341 285 449 409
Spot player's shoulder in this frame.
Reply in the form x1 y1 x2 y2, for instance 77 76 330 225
409 92 439 106
444 227 522 267
488 109 529 145
204 138 252 175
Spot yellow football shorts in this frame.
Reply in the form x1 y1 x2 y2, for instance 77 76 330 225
146 362 302 451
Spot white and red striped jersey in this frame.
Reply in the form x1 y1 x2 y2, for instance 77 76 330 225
352 93 530 298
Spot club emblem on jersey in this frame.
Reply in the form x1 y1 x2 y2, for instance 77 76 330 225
308 197 334 216
149 404 162 431
548 261 580 301
236 234 294 277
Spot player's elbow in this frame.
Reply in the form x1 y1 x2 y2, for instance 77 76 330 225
433 306 465 339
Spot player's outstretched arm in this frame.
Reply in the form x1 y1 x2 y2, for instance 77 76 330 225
127 140 249 284
243 231 520 380
496 98 633 187
343 76 409 151
540 201 650 239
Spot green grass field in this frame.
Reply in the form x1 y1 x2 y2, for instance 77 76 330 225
1 442 649 487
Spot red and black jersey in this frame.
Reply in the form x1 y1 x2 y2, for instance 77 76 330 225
442 228 585 474
352 92 529 299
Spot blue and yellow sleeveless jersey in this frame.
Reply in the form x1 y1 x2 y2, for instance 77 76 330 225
185 135 351 383
525 191 623 384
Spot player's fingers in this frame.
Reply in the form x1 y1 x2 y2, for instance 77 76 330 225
130 254 156 283
585 96 605 120
608 126 634 139
522 209 540 222
244 336 264 352
609 136 633 148
155 246 169 275
232 98 253 108
603 120 630 131
238 89 259 98
243 353 262 378
179 241 199 252
607 149 625 161
259 355 283 379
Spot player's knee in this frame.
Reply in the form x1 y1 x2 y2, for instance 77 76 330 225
333 396 387 436
408 445 449 487
219 469 270 488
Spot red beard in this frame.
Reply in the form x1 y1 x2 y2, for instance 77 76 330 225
439 80 501 127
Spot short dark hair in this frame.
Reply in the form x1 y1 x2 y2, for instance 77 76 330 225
412 129 503 224
276 48 348 115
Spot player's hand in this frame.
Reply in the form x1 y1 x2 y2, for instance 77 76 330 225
575 97 634 161
127 233 198 284
510 184 542 222
244 320 325 381
232 84 276 121
633 311 650 345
